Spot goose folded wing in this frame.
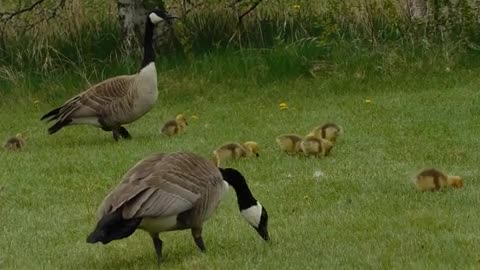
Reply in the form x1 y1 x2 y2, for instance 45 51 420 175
77 76 134 112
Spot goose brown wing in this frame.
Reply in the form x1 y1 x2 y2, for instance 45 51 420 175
56 75 134 121
97 152 221 220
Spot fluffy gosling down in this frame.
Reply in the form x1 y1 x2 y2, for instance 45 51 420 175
3 133 26 151
161 114 188 136
212 141 259 167
300 136 333 157
86 152 269 265
414 168 463 192
308 123 342 143
276 134 303 154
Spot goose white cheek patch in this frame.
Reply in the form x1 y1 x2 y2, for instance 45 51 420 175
240 202 262 227
149 13 163 24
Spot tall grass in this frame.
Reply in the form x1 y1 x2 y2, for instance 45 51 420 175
0 0 479 99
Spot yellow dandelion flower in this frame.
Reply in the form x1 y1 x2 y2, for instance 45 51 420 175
279 102 288 110
364 99 373 103
292 4 301 10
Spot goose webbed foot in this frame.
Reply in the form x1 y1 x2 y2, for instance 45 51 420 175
112 127 131 141
150 233 163 265
112 129 121 141
119 126 132 140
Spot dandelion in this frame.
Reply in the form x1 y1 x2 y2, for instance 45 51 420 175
365 99 373 103
292 4 301 11
279 102 288 110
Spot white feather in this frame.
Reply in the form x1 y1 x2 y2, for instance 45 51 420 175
149 13 163 24
140 215 177 233
71 117 101 127
240 202 262 227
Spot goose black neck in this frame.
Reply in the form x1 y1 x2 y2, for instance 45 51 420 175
140 19 155 69
220 168 257 210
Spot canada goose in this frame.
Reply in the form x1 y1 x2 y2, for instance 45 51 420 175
276 134 303 154
211 141 259 167
161 114 188 136
307 123 342 143
40 10 177 141
300 136 333 157
414 168 463 192
3 133 26 151
86 152 269 264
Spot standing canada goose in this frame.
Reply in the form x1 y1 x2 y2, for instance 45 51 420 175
414 168 463 192
40 10 177 141
211 141 259 167
86 152 269 264
3 133 26 151
307 123 342 143
300 136 333 157
276 134 303 154
161 114 188 136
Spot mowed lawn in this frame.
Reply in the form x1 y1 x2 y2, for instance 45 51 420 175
1 69 480 269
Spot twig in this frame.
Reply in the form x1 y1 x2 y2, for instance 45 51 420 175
0 0 67 31
0 0 46 21
238 0 263 24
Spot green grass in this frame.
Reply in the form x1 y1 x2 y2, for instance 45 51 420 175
1 57 480 269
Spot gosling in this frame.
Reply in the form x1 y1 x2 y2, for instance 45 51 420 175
415 168 463 192
308 123 342 143
161 114 188 136
3 133 26 151
300 136 333 157
212 141 259 167
276 134 303 154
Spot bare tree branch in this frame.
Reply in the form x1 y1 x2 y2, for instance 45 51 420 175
0 0 68 29
238 0 263 24
0 0 46 21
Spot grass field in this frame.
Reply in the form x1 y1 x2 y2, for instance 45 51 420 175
1 61 480 269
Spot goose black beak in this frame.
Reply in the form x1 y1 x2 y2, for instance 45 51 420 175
255 225 269 241
255 207 269 241
255 153 259 157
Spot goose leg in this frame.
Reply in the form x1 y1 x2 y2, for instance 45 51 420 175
191 227 206 252
112 128 121 141
118 126 132 140
150 233 163 264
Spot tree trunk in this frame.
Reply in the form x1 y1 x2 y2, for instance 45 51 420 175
409 0 428 19
117 0 179 56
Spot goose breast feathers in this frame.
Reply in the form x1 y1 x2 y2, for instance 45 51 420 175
97 152 226 223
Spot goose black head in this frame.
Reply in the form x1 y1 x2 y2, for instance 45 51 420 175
148 9 178 25
219 168 270 241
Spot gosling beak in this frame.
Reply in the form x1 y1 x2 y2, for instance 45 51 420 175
255 153 260 157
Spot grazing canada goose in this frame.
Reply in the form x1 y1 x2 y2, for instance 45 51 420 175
414 168 463 192
307 123 342 143
276 134 303 154
161 114 188 136
40 10 177 141
300 136 333 157
211 141 259 167
3 133 26 151
86 152 269 264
